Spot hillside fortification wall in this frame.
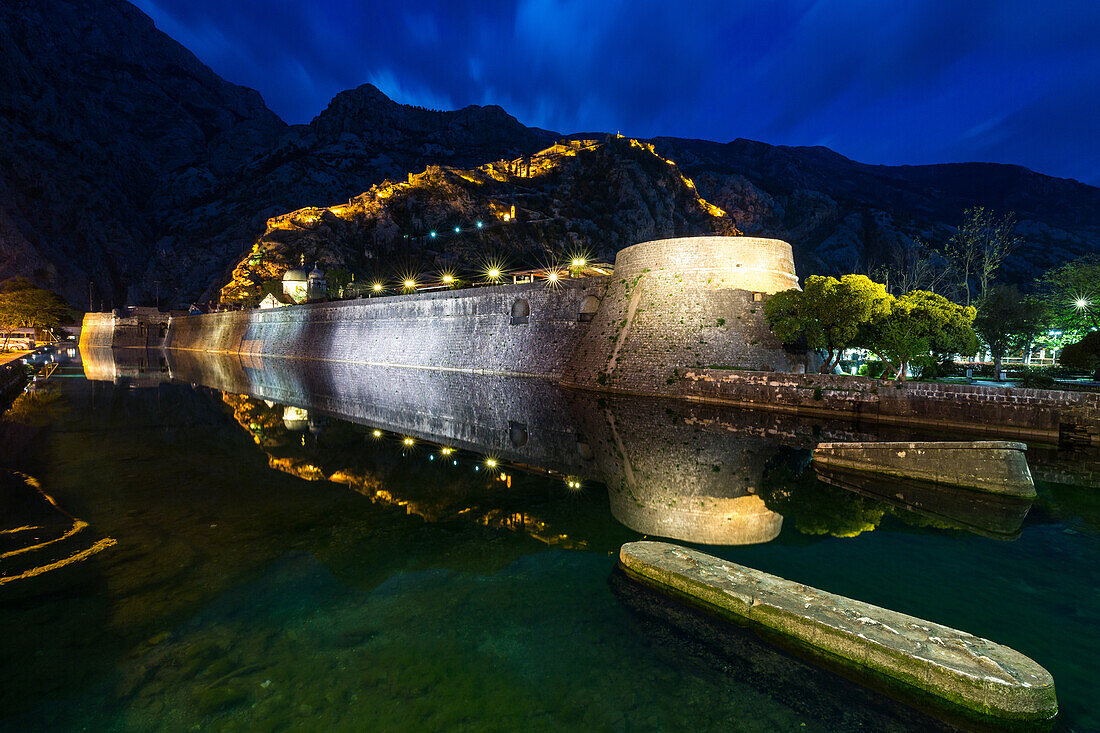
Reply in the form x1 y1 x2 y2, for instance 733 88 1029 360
162 277 609 378
79 236 818 385
560 236 814 393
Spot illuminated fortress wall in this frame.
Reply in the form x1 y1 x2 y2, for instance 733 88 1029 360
163 277 609 378
560 236 814 393
80 236 814 394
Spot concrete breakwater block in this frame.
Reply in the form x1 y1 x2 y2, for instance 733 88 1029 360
618 541 1057 723
812 441 1035 498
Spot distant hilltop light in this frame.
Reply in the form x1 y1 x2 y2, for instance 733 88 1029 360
454 226 461 233
476 221 483 228
430 231 437 238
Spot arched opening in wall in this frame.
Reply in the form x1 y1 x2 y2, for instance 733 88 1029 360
511 298 530 325
578 295 600 322
158 322 168 338
138 321 146 337
509 421 528 448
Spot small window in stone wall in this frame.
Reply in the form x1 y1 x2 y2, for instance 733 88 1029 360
138 321 147 336
509 421 528 447
578 295 601 322
752 292 765 302
158 322 168 338
511 298 530 325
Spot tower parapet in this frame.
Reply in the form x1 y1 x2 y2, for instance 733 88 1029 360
561 236 815 393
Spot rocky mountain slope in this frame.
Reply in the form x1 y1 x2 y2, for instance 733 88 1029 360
0 0 284 308
2 0 1097 309
0 0 554 308
651 137 1100 284
219 137 736 304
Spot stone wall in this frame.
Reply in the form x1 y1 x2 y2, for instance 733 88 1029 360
78 308 170 350
164 278 608 378
679 369 1100 446
561 236 814 393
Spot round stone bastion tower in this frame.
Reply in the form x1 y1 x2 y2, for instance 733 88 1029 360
561 235 814 393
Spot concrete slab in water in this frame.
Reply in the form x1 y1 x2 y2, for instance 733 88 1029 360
618 541 1057 723
812 441 1035 497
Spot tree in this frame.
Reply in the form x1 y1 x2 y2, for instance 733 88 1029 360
1037 255 1100 341
973 285 1048 379
0 279 71 351
864 238 950 295
943 207 1021 305
858 290 977 380
764 274 889 373
1060 331 1100 380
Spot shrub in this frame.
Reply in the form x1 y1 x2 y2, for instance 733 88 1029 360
1060 331 1100 379
858 361 889 379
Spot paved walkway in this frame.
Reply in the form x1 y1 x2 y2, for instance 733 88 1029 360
0 351 31 367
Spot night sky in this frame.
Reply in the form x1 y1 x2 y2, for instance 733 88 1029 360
134 0 1100 186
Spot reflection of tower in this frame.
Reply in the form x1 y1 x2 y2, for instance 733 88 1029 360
570 395 783 545
282 405 309 431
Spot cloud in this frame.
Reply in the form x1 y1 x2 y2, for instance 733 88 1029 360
130 0 1100 184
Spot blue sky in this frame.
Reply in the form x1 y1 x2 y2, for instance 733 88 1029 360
133 0 1100 185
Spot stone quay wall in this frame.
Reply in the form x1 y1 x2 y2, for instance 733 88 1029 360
560 236 815 393
163 277 609 378
679 369 1100 446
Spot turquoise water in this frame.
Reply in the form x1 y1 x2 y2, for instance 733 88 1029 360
0 352 1097 731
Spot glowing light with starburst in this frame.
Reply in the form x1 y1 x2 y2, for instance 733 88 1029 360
481 259 507 284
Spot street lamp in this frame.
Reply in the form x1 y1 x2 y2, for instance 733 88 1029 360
1075 298 1090 310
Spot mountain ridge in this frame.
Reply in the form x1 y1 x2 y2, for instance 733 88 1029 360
0 0 1096 309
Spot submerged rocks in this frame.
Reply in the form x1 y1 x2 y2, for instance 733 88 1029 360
618 540 1057 724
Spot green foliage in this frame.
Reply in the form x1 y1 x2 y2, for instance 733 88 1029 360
943 207 1020 305
858 290 978 380
1018 369 1056 389
857 360 888 378
759 463 886 538
0 278 70 350
326 268 354 294
1060 331 1100 376
1037 254 1100 340
764 274 889 373
973 284 1048 374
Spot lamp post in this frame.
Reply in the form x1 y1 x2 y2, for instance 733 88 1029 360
1074 297 1099 328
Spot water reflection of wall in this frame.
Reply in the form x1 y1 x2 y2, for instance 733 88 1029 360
568 394 784 545
166 349 597 480
78 347 1100 545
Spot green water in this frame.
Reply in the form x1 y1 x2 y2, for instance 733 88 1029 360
0 355 1097 731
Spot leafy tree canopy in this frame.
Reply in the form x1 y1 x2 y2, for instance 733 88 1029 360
943 207 1020 306
0 279 71 350
764 274 888 373
1037 254 1100 341
858 290 977 380
1060 330 1100 378
973 285 1048 375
